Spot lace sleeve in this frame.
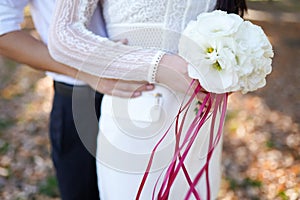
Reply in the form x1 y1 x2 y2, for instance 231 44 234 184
48 0 165 82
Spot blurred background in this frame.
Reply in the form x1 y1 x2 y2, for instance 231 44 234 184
0 0 299 199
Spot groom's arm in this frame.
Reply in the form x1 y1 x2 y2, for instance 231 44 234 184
0 30 78 77
0 30 153 97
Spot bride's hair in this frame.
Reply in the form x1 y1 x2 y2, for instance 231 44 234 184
215 0 247 17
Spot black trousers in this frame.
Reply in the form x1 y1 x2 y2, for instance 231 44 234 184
49 81 103 200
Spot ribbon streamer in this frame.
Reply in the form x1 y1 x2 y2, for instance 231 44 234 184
136 81 228 200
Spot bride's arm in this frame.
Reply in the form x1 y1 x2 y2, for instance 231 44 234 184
48 0 196 94
48 0 165 83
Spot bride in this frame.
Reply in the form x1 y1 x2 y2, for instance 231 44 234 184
48 0 247 199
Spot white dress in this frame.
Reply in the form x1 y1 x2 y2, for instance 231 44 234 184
48 0 222 199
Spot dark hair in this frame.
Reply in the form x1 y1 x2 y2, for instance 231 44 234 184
215 0 247 17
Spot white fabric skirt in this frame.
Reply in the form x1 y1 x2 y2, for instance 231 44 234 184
96 84 223 200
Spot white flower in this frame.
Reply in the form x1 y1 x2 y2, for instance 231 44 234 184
188 63 239 94
195 10 243 37
236 21 274 57
179 16 240 93
184 37 239 93
234 21 273 92
179 10 273 94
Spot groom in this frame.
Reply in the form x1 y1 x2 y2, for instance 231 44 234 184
0 1 152 199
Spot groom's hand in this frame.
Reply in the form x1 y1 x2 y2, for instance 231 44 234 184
76 70 154 98
97 78 155 98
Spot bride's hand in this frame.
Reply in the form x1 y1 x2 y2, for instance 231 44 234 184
156 54 207 101
156 54 190 93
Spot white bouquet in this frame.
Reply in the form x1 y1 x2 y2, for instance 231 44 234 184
179 10 274 94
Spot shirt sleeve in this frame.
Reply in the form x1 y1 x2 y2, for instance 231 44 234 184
0 0 29 35
48 0 165 83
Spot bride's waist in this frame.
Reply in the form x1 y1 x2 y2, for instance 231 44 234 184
106 23 177 51
107 23 163 35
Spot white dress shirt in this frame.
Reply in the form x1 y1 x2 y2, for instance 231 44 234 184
0 0 107 85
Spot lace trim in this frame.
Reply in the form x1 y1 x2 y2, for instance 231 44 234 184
148 51 165 83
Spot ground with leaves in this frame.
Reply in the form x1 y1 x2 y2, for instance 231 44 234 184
0 1 299 199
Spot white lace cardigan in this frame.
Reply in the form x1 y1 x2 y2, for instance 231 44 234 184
48 0 216 83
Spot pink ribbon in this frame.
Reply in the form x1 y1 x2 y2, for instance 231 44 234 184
136 81 228 200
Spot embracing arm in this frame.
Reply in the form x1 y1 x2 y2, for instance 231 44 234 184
0 30 78 77
0 30 153 97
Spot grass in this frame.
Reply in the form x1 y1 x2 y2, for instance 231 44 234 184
0 141 10 155
0 118 15 135
277 191 289 200
242 178 263 188
227 177 262 190
265 140 275 148
38 176 60 197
